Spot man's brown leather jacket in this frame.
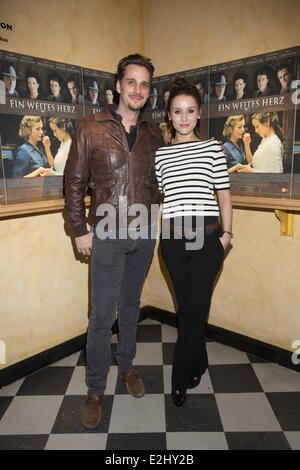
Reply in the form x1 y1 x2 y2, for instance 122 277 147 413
64 106 164 237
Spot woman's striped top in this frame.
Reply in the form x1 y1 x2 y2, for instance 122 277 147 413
155 139 230 219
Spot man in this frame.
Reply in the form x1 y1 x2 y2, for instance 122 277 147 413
277 63 293 94
85 80 100 106
64 54 164 429
210 74 228 103
2 64 20 97
252 67 271 97
144 86 158 111
67 75 84 104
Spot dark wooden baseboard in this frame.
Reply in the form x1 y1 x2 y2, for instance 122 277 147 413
0 305 298 388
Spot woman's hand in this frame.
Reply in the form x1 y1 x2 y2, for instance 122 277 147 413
228 163 245 173
219 232 231 251
237 164 253 173
42 135 51 149
243 132 251 146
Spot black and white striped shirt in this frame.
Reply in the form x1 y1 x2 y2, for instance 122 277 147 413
155 139 230 219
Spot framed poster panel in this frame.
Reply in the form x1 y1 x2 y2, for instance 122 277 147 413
208 46 299 199
0 49 84 204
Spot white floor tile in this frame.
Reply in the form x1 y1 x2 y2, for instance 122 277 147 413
284 431 300 450
133 343 163 365
252 363 300 392
167 431 228 450
215 393 281 432
207 342 250 365
109 394 165 433
45 433 107 450
0 396 64 435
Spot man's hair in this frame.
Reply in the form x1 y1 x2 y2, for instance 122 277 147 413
116 53 154 82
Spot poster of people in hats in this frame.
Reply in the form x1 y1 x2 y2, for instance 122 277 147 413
0 49 115 204
0 45 300 204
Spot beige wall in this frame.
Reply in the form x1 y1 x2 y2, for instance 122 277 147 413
1 0 300 370
1 0 142 70
142 0 300 351
143 0 300 75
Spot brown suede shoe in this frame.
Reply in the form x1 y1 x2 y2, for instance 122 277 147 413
120 370 145 398
82 394 103 429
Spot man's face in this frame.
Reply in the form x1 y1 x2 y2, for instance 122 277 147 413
116 64 151 112
3 75 16 93
278 68 292 89
89 88 98 103
257 74 269 92
215 83 226 99
68 81 79 99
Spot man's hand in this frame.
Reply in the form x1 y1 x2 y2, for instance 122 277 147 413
75 232 94 256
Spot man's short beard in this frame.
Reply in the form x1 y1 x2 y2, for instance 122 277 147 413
128 103 144 112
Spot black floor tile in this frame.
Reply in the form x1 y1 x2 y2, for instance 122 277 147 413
0 434 49 450
165 394 223 432
226 432 291 450
162 343 175 365
51 395 114 434
76 349 87 366
209 364 264 393
247 353 271 363
136 324 162 342
266 392 300 431
115 365 164 395
0 396 13 420
106 432 166 450
17 367 74 396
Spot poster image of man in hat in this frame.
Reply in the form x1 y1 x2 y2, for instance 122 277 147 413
209 73 228 103
1 63 20 97
85 80 101 106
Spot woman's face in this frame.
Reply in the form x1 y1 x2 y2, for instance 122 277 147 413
231 119 245 140
168 94 200 138
105 89 114 104
252 118 270 138
50 80 61 97
27 77 39 94
28 121 43 143
50 122 65 142
234 78 246 96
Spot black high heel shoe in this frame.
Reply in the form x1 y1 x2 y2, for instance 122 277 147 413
187 376 201 389
172 389 186 407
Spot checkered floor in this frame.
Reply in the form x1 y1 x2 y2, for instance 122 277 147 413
1 317 300 450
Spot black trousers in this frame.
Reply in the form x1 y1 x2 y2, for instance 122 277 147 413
160 229 224 390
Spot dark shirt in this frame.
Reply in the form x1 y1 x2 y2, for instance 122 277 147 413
111 109 140 151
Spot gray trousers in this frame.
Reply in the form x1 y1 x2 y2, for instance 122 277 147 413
86 229 156 395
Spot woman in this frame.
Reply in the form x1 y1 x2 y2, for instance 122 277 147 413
24 71 43 100
13 115 50 178
47 73 65 102
232 72 249 100
155 78 232 407
41 117 73 175
238 111 283 173
223 115 251 172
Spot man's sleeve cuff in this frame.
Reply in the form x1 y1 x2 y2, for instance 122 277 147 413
73 224 89 238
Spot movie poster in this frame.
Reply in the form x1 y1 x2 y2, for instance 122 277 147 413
0 49 85 204
0 49 115 205
207 46 299 198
